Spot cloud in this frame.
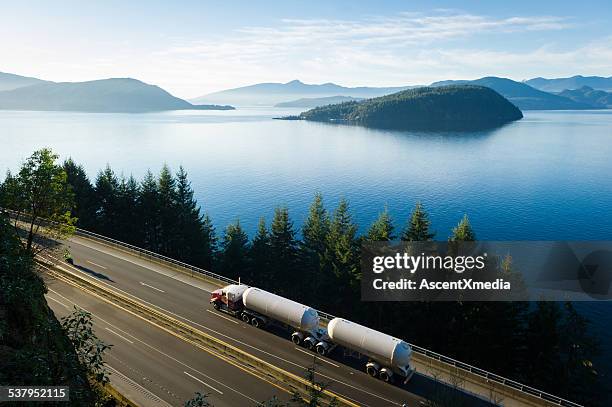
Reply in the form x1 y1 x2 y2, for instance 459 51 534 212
148 11 587 96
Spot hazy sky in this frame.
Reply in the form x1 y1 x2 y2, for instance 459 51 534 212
2 0 612 98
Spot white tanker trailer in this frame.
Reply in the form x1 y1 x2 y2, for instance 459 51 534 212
210 285 328 348
327 318 415 383
210 285 415 384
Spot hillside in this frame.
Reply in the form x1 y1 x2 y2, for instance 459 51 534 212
295 85 523 131
0 72 47 91
192 79 413 106
275 95 364 108
0 78 234 113
430 77 593 110
0 215 97 405
526 75 612 92
558 86 612 108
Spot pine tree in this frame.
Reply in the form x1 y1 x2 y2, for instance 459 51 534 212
220 220 250 281
115 175 139 243
327 199 359 288
449 214 476 241
269 207 298 296
138 170 160 251
249 218 271 287
199 213 218 270
401 202 434 241
157 165 178 255
94 165 120 236
366 206 395 241
301 193 330 303
63 159 96 229
174 166 207 264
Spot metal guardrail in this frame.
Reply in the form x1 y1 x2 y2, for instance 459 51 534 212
2 208 583 407
74 227 239 286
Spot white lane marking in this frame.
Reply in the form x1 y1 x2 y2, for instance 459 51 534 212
294 347 340 367
184 371 224 395
140 282 165 293
69 238 212 292
206 310 239 324
87 260 107 269
47 296 70 309
105 327 134 344
49 267 396 406
46 287 259 404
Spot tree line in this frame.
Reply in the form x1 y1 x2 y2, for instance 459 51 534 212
0 149 603 405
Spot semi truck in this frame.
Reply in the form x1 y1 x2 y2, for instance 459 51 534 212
210 284 415 384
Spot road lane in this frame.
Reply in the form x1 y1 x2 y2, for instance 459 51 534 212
65 237 425 406
64 235 491 406
45 275 287 407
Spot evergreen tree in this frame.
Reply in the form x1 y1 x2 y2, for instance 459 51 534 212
249 218 271 287
115 175 139 243
366 206 395 241
327 199 359 283
401 202 434 241
63 159 96 229
157 165 178 255
220 220 250 281
94 165 120 237
300 193 330 303
199 213 218 270
269 207 298 296
449 214 476 241
138 170 160 251
174 166 210 266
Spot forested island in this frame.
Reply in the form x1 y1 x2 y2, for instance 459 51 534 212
285 85 523 131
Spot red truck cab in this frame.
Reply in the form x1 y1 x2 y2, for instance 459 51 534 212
210 284 247 314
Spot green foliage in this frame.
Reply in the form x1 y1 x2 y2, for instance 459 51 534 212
1 148 76 252
61 307 112 384
184 392 212 407
449 214 476 242
299 85 523 131
366 206 395 241
401 202 435 241
0 214 98 405
269 207 298 295
18 153 601 404
219 220 250 281
63 158 97 230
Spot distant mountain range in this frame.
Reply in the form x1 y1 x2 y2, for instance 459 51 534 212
192 80 415 106
290 85 523 131
0 72 48 91
525 75 612 92
430 77 594 110
0 72 234 113
558 86 612 108
275 95 364 108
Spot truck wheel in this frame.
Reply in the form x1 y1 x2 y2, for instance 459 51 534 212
291 333 302 345
251 318 261 328
212 302 220 311
242 313 251 323
379 369 393 383
366 365 378 377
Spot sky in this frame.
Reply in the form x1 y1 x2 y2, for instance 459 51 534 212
1 0 612 99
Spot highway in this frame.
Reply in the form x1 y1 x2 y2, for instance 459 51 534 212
52 235 492 407
45 274 288 407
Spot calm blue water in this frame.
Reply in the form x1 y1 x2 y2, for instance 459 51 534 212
1 108 612 381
